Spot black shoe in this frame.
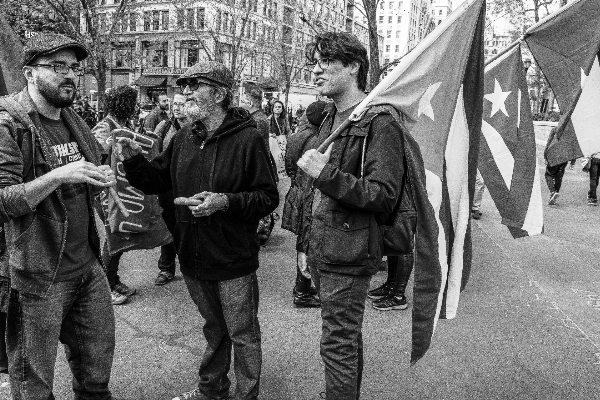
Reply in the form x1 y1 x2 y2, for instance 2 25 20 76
367 282 393 300
293 286 318 297
155 271 174 285
372 294 408 311
293 292 320 308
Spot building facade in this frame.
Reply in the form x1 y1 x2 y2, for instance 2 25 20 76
376 0 435 72
80 0 373 110
430 0 453 27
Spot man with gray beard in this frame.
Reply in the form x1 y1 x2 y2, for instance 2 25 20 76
0 33 117 399
117 61 278 400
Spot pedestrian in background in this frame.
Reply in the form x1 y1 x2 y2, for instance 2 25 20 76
471 169 486 218
282 100 327 308
144 92 170 133
269 100 291 137
587 152 600 206
544 127 568 206
152 93 188 285
118 60 279 400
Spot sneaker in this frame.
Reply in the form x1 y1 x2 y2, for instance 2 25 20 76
113 282 136 296
172 388 219 400
588 198 598 206
367 282 393 300
111 290 128 305
155 271 174 286
471 209 482 220
548 192 559 206
293 286 318 297
293 292 321 308
372 294 408 311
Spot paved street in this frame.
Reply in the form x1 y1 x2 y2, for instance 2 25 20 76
1 145 599 400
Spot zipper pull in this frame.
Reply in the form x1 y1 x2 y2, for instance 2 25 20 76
200 140 205 149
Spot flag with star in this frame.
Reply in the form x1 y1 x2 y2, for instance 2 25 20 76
0 14 25 96
347 0 485 363
524 0 600 165
479 43 544 238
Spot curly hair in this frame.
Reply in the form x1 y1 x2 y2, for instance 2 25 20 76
305 32 369 91
104 85 138 122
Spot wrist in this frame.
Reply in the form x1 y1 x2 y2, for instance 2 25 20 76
219 193 229 211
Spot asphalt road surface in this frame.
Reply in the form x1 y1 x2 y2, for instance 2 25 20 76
1 152 599 400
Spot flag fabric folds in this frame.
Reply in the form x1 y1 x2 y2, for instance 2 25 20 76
0 14 26 96
479 44 544 238
524 0 600 166
347 0 486 364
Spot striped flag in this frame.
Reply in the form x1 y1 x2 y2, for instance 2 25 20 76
0 14 26 96
346 0 486 363
479 43 544 238
524 0 600 165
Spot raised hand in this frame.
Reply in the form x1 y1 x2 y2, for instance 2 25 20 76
115 137 142 161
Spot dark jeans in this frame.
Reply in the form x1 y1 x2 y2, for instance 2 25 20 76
106 251 123 289
310 266 371 400
158 190 177 274
183 273 261 400
589 158 600 199
386 254 414 296
6 261 115 400
544 161 567 193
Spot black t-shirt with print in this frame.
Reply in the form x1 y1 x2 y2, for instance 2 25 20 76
39 114 96 280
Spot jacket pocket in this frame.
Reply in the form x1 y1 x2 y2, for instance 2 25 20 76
321 211 371 265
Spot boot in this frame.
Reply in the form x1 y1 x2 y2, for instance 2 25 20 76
367 257 398 300
392 253 414 298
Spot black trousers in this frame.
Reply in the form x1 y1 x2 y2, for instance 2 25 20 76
544 161 567 193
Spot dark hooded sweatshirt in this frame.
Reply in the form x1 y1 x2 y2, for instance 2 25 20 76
123 107 279 280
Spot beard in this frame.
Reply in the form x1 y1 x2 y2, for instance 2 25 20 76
35 76 76 108
183 100 215 122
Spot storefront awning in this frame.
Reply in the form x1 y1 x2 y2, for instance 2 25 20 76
134 75 167 87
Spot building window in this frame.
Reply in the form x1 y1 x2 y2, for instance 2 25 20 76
197 8 205 29
162 11 169 31
128 14 136 32
389 1 394 8
385 45 390 52
396 30 400 38
379 16 383 23
397 16 401 23
223 12 229 33
387 30 391 38
152 10 159 31
439 9 442 15
143 12 150 31
388 16 392 23
187 9 195 30
180 41 199 68
395 44 399 52
380 1 384 9
177 9 184 28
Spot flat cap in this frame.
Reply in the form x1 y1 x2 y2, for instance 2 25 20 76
176 60 235 90
21 33 89 68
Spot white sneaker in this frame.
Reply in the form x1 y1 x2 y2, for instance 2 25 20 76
111 290 128 305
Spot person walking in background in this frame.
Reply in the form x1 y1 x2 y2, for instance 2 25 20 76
472 169 486 219
282 100 327 308
152 93 188 285
118 61 279 400
0 33 117 399
93 85 172 304
544 127 568 206
143 92 170 133
587 152 600 206
269 100 291 138
298 32 406 399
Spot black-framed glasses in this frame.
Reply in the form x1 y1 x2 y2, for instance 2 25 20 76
30 63 85 76
306 58 332 70
179 79 215 93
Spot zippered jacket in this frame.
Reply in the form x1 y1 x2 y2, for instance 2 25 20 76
123 107 279 280
0 88 103 296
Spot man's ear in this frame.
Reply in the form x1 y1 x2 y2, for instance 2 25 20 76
349 61 360 76
22 66 35 84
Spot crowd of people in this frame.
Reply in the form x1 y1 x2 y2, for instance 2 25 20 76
0 31 419 400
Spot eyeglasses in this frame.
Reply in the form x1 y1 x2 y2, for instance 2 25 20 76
30 64 85 76
306 58 332 70
179 79 214 93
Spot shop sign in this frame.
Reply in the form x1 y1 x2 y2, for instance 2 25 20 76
144 67 186 75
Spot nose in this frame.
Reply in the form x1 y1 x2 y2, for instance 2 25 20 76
65 68 77 79
182 86 192 95
312 63 323 74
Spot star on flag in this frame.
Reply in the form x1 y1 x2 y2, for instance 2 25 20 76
418 82 442 120
484 79 511 117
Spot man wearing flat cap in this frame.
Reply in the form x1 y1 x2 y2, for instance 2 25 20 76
119 60 279 400
0 33 117 399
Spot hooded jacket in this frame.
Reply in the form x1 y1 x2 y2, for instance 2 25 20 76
123 107 279 280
